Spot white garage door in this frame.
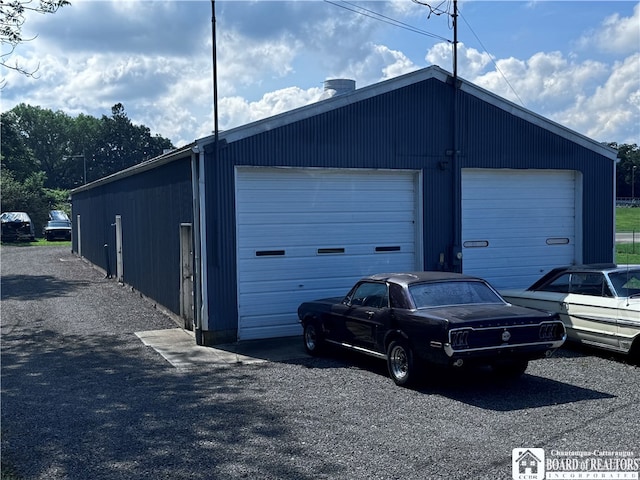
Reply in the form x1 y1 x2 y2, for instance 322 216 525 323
462 169 581 290
236 167 422 340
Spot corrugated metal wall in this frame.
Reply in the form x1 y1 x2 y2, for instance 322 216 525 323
70 73 614 344
458 92 614 263
202 79 456 341
71 158 193 315
202 77 613 342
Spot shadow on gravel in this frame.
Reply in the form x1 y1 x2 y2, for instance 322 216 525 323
418 368 615 411
0 274 91 301
296 348 615 412
1 327 343 480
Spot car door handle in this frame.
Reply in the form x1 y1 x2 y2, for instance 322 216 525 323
365 311 375 318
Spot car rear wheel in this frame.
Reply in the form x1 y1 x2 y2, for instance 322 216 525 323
303 321 323 356
387 340 417 387
492 359 528 379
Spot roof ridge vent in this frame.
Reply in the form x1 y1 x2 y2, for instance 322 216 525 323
320 78 355 100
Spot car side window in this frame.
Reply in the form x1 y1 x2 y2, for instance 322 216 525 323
349 282 388 309
539 273 611 297
538 273 571 293
570 273 610 297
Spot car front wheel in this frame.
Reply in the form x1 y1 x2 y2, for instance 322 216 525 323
302 321 323 356
387 340 417 387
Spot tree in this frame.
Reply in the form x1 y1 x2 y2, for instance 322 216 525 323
1 102 174 235
6 103 75 188
1 103 174 189
0 169 57 233
0 109 38 181
611 143 640 199
1 0 70 80
91 103 173 181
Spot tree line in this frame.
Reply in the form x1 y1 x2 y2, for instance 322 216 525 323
1 102 638 237
613 143 640 200
1 103 173 235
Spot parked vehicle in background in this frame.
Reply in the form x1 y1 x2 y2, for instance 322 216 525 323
502 265 640 359
298 272 566 386
43 210 72 241
1 212 35 242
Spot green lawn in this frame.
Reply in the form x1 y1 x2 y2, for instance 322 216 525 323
616 206 640 232
616 207 640 264
0 238 71 247
616 243 640 264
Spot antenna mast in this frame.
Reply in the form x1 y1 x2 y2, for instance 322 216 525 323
453 0 458 80
211 0 219 140
412 0 458 77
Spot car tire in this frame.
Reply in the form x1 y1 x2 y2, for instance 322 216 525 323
629 340 640 366
387 339 417 387
492 359 528 379
302 321 324 356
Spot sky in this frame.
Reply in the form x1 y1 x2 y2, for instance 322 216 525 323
1 0 639 149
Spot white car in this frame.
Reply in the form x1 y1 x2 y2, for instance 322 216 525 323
501 265 640 359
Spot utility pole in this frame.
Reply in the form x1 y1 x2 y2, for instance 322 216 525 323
414 0 462 271
211 0 219 141
453 0 458 81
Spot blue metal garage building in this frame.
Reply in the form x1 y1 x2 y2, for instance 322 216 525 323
70 66 617 345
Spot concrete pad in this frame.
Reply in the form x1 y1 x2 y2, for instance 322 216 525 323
135 328 306 369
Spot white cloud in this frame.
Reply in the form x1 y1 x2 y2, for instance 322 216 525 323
426 42 492 77
219 86 323 130
578 2 640 55
217 29 302 95
555 53 640 144
424 38 639 143
2 1 638 148
338 44 417 86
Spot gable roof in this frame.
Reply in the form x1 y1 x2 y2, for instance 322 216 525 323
196 65 616 160
72 65 617 193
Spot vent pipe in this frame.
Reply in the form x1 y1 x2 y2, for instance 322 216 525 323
320 78 355 99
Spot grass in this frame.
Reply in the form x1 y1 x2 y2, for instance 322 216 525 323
616 243 640 265
1 238 70 247
616 207 640 264
616 207 640 232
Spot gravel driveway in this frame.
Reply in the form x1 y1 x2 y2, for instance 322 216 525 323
2 245 639 480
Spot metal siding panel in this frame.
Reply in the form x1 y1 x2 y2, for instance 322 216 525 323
204 79 456 338
458 91 613 264
72 158 193 316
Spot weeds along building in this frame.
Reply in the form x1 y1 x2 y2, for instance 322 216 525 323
70 66 617 345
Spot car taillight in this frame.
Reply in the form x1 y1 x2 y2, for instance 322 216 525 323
450 329 470 348
539 323 561 340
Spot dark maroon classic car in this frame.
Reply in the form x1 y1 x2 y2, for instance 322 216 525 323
298 272 566 386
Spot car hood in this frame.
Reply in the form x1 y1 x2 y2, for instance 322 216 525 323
415 303 556 326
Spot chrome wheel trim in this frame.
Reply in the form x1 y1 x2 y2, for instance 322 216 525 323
304 324 317 351
389 345 408 380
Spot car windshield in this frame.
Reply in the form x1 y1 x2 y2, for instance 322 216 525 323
409 280 504 309
607 269 640 298
50 210 70 221
1 212 30 222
